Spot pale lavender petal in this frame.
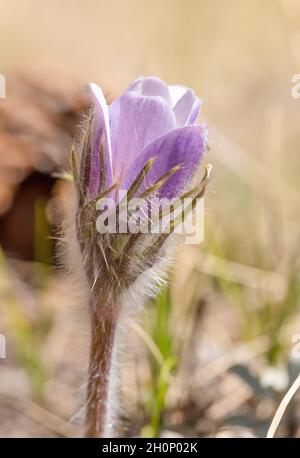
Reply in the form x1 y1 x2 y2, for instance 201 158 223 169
109 90 176 185
173 88 202 126
88 83 113 196
128 76 172 105
169 84 188 106
187 98 202 124
123 125 207 199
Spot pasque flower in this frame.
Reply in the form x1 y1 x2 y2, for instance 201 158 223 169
67 76 209 437
88 76 207 199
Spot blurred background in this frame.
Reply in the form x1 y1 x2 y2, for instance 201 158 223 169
0 0 300 438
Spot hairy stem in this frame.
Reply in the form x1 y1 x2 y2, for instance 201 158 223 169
85 310 117 438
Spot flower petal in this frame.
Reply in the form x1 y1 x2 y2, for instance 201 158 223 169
124 125 207 199
188 98 202 124
109 90 176 185
170 86 202 126
168 84 188 106
88 83 113 196
128 76 172 105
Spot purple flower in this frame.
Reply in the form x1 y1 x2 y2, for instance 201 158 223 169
68 77 210 437
88 76 207 199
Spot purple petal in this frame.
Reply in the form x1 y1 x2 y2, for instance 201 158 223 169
169 85 188 105
109 90 176 185
170 86 202 126
188 98 202 124
123 125 207 199
128 76 172 105
88 83 113 196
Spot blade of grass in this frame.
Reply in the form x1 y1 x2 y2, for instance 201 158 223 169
267 373 300 438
